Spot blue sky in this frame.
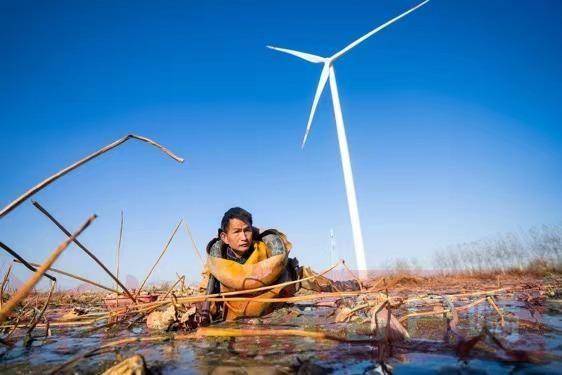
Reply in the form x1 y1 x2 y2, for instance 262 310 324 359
1 1 561 289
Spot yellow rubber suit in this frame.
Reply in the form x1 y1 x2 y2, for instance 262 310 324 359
205 234 296 320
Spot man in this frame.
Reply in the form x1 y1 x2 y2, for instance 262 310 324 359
199 207 298 324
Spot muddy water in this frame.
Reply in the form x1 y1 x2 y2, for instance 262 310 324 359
1 298 561 374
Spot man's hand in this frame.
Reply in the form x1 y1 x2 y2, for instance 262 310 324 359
197 310 211 327
196 302 211 327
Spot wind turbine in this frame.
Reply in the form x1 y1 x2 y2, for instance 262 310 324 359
268 0 429 276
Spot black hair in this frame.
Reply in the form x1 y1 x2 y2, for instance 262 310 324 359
220 207 253 234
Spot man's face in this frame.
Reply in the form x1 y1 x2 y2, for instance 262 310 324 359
220 218 253 254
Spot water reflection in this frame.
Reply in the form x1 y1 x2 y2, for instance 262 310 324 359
0 298 560 373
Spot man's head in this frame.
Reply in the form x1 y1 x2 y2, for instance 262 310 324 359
219 207 254 255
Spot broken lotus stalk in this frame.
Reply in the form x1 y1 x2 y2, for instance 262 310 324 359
32 201 136 302
13 260 118 294
0 134 184 219
0 214 96 325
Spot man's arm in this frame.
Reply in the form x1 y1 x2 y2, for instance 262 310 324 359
208 239 223 258
262 233 287 257
200 239 223 325
199 274 220 326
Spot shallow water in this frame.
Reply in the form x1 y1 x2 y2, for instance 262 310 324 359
1 298 561 374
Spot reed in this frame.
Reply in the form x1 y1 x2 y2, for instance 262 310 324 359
0 263 13 309
115 210 124 293
136 219 183 296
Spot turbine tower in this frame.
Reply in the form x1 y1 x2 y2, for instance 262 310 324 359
330 228 336 267
268 0 429 276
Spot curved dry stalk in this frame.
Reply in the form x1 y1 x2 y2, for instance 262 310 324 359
13 260 117 293
136 219 183 296
33 201 135 302
0 215 96 325
0 134 184 219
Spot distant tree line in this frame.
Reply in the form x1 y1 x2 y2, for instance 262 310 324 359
432 224 561 275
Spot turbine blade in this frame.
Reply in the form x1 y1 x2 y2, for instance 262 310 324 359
267 45 324 63
302 64 330 148
331 0 430 61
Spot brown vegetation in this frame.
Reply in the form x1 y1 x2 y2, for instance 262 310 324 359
1 259 559 373
433 225 561 276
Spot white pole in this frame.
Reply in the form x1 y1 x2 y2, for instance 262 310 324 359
328 65 368 278
330 228 336 264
